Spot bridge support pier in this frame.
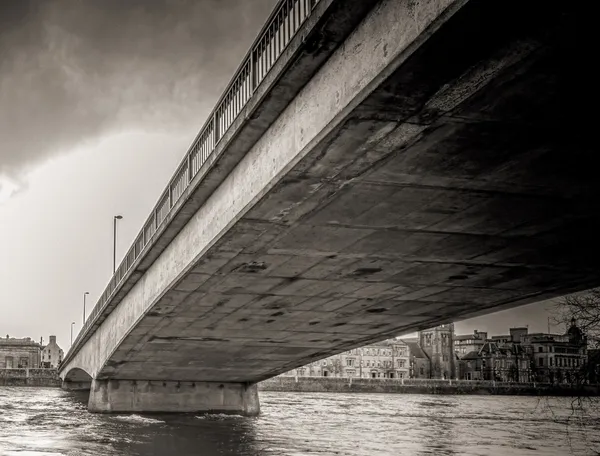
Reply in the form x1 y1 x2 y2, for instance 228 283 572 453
87 379 260 416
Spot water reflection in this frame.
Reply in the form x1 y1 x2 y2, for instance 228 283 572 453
1 386 599 456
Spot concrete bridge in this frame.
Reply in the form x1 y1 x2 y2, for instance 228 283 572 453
59 0 597 415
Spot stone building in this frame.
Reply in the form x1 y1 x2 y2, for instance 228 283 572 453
403 340 431 379
417 324 456 379
454 330 487 357
0 336 42 369
521 319 587 384
41 336 64 368
459 340 531 382
282 339 411 379
457 322 588 383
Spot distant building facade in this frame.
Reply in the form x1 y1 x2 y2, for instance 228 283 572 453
418 324 456 379
454 330 487 357
459 340 531 382
280 319 594 384
282 339 411 379
456 321 587 383
41 336 64 368
403 340 431 379
0 336 42 369
521 319 587 384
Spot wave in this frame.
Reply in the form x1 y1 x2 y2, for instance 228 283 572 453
195 413 244 420
112 414 164 424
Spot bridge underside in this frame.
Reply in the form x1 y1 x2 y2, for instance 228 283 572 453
64 0 597 414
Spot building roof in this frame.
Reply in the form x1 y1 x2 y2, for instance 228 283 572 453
454 334 486 342
402 341 428 359
0 337 41 348
461 350 480 360
401 337 418 344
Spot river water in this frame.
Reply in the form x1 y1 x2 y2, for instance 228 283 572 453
1 387 599 456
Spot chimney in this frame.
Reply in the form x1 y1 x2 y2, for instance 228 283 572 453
49 335 57 344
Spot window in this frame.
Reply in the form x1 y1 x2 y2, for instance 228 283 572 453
539 358 544 367
398 359 406 368
420 367 424 375
5 357 13 369
19 358 28 368
550 357 553 366
346 359 354 367
366 361 370 367
538 347 544 353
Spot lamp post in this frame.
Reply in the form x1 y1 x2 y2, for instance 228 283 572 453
83 291 89 325
70 322 75 347
113 215 123 274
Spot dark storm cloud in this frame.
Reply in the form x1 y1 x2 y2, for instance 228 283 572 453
0 0 278 177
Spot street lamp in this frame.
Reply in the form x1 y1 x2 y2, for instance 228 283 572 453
113 215 123 274
70 322 76 347
83 291 89 325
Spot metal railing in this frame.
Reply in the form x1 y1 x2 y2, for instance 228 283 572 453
77 0 321 343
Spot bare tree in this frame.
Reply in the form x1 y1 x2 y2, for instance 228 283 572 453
547 290 600 454
330 357 344 377
553 289 600 348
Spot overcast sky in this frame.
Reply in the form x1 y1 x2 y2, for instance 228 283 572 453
0 0 559 351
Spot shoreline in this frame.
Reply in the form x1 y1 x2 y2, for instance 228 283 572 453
0 368 61 387
258 376 600 396
3 369 599 397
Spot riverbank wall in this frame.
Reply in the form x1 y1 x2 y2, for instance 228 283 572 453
259 377 600 396
0 369 61 387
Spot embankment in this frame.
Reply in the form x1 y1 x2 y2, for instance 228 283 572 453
0 369 61 387
259 376 600 396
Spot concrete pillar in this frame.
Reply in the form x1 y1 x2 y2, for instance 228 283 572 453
87 379 260 416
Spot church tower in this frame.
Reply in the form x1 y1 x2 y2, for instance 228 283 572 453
418 323 456 379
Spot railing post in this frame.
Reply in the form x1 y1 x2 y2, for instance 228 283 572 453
251 48 257 92
213 112 219 144
187 152 192 182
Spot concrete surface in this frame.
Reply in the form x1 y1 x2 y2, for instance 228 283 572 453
60 0 598 412
88 380 259 415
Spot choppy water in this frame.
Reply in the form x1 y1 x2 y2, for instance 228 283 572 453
1 387 600 456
